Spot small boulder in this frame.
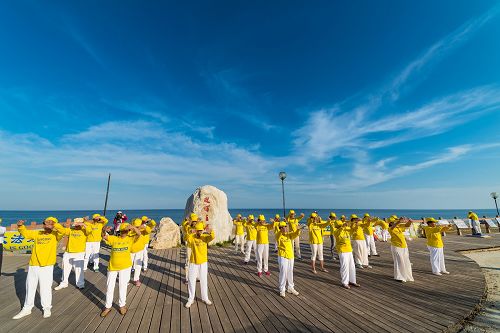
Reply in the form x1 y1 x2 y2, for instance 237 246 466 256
150 217 180 249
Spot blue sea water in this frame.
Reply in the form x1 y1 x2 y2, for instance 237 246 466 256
0 208 498 227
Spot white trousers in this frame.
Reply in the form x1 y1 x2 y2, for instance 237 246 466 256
185 246 192 281
278 256 294 292
244 240 256 262
130 251 144 281
428 246 447 274
188 262 209 302
471 220 482 234
143 244 148 269
84 241 101 270
310 243 324 261
256 244 269 273
105 267 131 308
292 236 301 258
391 246 414 282
352 240 369 266
61 252 85 288
23 265 54 311
364 235 378 255
338 252 356 285
381 229 389 242
234 235 245 252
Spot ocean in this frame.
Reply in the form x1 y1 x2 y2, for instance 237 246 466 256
0 208 498 227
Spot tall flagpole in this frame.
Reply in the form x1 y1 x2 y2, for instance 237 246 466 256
103 173 111 217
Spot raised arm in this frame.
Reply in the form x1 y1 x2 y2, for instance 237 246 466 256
17 220 37 239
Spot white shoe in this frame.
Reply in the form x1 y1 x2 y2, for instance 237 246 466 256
185 301 194 308
279 291 286 298
13 309 31 319
433 272 442 276
43 309 51 318
54 283 68 291
204 300 213 305
287 288 299 296
441 271 450 275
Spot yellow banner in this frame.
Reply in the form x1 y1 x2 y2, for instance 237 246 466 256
3 230 39 251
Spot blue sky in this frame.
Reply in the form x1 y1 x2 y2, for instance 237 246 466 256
1 1 500 210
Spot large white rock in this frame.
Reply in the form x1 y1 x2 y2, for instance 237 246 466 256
150 217 181 249
184 185 233 244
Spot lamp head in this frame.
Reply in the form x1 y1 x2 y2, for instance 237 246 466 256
279 171 287 181
491 192 499 200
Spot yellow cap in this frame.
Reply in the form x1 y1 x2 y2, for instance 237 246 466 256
92 214 101 220
311 213 318 218
329 212 336 217
237 214 242 218
391 215 398 219
279 222 287 227
195 222 205 231
364 213 370 217
133 218 142 227
141 216 148 221
45 216 58 224
426 217 438 223
289 210 295 214
248 214 254 220
119 223 130 231
350 214 359 220
190 213 198 222
341 215 346 219
258 215 266 221
275 214 280 219
100 217 108 224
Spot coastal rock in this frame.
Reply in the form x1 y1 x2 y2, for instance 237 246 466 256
150 217 180 249
184 185 233 244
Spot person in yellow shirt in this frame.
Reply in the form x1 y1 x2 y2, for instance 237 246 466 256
362 214 379 257
327 212 341 261
468 211 482 235
286 210 305 259
255 215 274 277
423 218 451 276
273 214 282 252
130 218 152 286
233 214 246 254
84 214 108 272
244 215 257 264
54 218 90 290
185 222 215 308
13 217 62 319
333 215 360 289
276 221 301 297
100 223 141 317
183 214 200 284
307 213 330 274
388 216 414 282
375 218 389 242
140 216 156 272
350 215 371 269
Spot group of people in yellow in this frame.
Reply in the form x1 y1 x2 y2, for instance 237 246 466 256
12 214 156 320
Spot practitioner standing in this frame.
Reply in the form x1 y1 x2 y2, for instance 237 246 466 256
130 218 152 286
276 221 301 297
233 214 246 254
273 214 281 252
362 214 379 257
13 217 62 319
350 215 371 269
140 216 156 272
244 215 257 264
423 217 451 276
84 214 108 272
375 218 390 242
185 222 215 308
307 213 330 273
100 223 141 317
255 215 274 277
286 210 305 259
183 214 199 284
54 218 90 290
328 212 340 260
389 217 414 282
468 211 482 235
333 215 360 289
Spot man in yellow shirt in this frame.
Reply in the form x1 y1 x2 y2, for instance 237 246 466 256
362 214 379 257
130 218 152 286
273 214 282 252
468 211 482 235
255 215 274 277
327 212 340 261
286 210 305 259
140 216 156 272
423 218 451 276
233 214 246 254
185 222 215 308
54 218 90 290
183 214 200 284
244 215 257 264
13 217 62 319
100 223 141 317
350 215 371 269
388 216 414 282
375 218 389 242
333 215 360 289
84 213 108 272
307 213 330 274
276 221 301 297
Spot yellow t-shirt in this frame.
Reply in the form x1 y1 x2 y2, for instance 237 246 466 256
424 226 446 248
350 224 365 241
144 220 156 243
362 219 375 235
131 226 152 253
256 224 273 244
308 221 329 244
55 224 90 253
276 230 300 259
375 219 389 230
187 231 215 264
233 220 245 236
469 213 479 221
333 226 352 253
85 221 106 242
389 226 407 248
19 225 60 266
245 222 257 241
287 216 304 231
106 235 134 271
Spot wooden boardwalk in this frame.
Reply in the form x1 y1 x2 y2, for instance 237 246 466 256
1 233 500 333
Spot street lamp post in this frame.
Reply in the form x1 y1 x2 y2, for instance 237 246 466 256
279 171 287 220
491 192 499 216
